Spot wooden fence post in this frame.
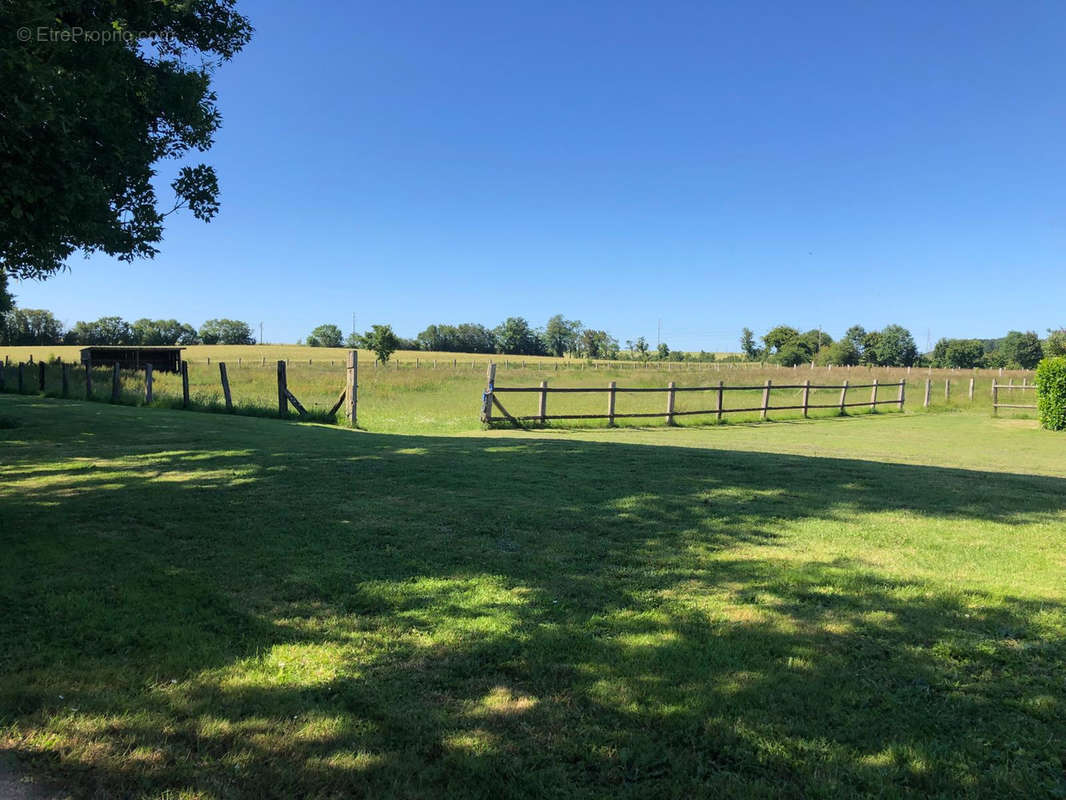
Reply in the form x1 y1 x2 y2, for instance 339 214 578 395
538 380 548 423
481 363 496 423
145 363 154 404
945 379 951 402
17 362 24 393
0 363 5 392
992 380 999 415
85 361 93 399
968 376 975 402
716 380 724 423
802 378 810 418
761 379 771 420
61 363 70 396
666 381 676 425
277 360 288 416
38 361 46 391
181 361 190 408
607 380 616 426
869 378 878 412
346 350 357 426
111 362 121 402
924 379 931 407
219 362 232 412
838 380 849 415
897 380 905 411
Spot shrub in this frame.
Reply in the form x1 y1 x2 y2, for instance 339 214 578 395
1036 357 1066 431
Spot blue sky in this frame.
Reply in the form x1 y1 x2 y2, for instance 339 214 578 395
12 0 1066 351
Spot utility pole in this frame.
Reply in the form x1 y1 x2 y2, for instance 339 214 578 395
657 318 662 348
352 312 356 339
259 321 263 345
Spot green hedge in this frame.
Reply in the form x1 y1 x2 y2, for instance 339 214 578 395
1036 356 1066 431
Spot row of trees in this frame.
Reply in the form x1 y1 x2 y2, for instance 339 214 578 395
0 307 255 346
930 330 1063 370
306 315 623 359
740 324 919 367
740 324 1066 369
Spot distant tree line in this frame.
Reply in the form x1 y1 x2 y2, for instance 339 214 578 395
306 315 626 359
739 324 1065 369
739 324 918 367
929 330 1060 370
0 307 255 347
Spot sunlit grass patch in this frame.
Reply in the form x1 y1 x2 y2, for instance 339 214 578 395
1 396 1064 798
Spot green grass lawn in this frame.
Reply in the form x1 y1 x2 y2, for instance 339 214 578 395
1 396 1064 798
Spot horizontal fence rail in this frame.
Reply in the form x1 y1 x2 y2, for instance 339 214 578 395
480 363 905 426
0 354 360 427
992 380 1037 414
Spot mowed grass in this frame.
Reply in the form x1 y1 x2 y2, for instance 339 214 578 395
0 346 1037 434
1 395 1064 799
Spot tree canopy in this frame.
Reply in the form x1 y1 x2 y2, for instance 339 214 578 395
307 324 343 348
199 318 254 345
0 0 252 279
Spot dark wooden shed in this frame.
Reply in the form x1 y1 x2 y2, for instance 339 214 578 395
80 346 185 373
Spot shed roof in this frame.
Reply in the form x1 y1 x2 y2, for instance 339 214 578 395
79 346 186 352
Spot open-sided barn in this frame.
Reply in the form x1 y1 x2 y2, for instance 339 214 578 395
80 346 185 373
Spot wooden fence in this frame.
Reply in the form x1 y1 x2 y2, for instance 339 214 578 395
992 380 1037 414
480 364 905 426
0 353 360 426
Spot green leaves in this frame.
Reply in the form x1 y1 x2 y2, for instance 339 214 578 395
0 0 252 279
1035 357 1066 431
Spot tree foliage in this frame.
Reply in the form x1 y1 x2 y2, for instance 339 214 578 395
199 318 254 345
493 317 544 356
0 0 252 279
544 315 582 357
1000 331 1043 370
307 324 343 348
739 327 760 360
579 329 618 359
1046 329 1066 358
762 326 800 354
70 316 132 345
873 324 918 367
1 308 63 345
1036 357 1066 431
931 338 984 369
361 324 399 364
634 336 649 360
741 323 915 367
130 318 198 345
0 271 12 315
415 323 496 354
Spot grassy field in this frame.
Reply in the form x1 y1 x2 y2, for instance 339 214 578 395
0 345 744 366
0 345 1037 434
1 394 1064 798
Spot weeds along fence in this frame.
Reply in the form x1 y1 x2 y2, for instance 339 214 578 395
481 363 906 426
0 354 360 427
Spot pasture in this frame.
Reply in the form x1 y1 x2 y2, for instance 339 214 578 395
1 394 1063 798
0 345 1037 433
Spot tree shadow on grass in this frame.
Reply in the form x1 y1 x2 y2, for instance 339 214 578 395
1 398 1064 798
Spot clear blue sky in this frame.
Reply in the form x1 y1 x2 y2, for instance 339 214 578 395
12 0 1066 351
